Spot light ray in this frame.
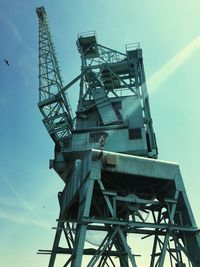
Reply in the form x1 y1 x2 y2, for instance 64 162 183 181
125 35 200 119
148 35 200 94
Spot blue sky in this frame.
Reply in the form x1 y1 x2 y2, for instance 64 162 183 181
0 0 200 266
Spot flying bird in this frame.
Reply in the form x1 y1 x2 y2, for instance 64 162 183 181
4 59 9 66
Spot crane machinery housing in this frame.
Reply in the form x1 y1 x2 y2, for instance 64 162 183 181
36 6 200 267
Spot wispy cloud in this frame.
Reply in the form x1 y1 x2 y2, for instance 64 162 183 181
0 165 59 213
0 195 25 209
0 10 23 42
0 9 37 88
0 9 36 56
148 35 200 94
0 208 51 229
1 174 34 212
0 173 51 229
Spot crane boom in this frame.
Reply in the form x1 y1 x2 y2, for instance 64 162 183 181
36 7 73 147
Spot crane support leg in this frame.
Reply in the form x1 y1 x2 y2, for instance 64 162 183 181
39 150 200 266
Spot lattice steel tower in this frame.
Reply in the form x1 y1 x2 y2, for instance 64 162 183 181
36 6 200 267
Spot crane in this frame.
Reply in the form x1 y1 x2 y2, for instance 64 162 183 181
36 6 158 163
36 6 200 267
36 6 73 148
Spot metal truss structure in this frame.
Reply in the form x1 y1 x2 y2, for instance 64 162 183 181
38 150 200 266
36 7 73 145
75 32 157 158
36 6 200 267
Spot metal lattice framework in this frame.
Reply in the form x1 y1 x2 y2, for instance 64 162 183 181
36 6 200 267
36 7 73 146
76 33 157 156
38 150 200 267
